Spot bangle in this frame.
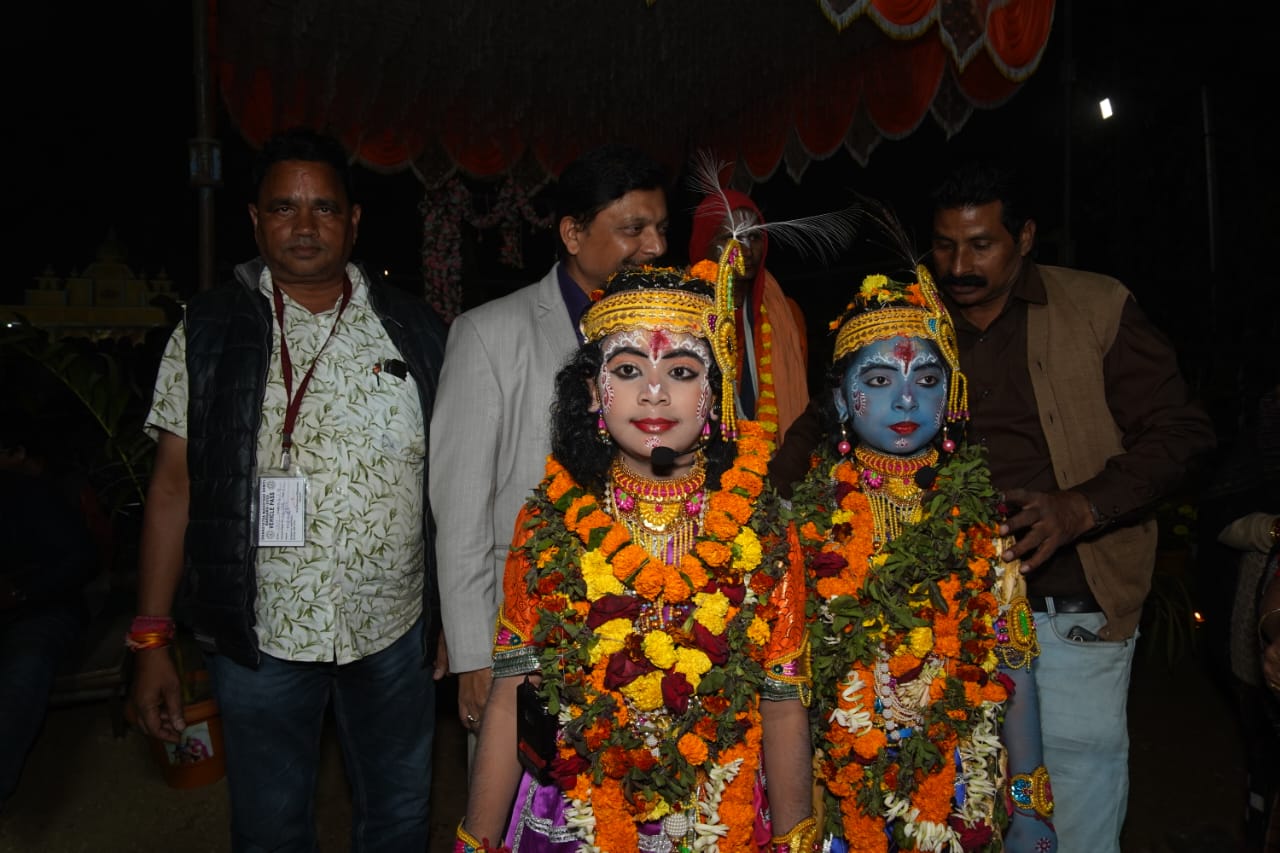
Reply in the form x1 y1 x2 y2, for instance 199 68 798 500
454 822 509 853
1009 765 1055 819
125 615 175 651
1259 608 1280 646
771 814 819 852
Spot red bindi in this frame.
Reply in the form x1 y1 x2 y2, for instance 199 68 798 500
649 329 671 359
892 339 916 370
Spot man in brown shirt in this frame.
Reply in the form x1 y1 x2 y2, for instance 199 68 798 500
929 161 1215 853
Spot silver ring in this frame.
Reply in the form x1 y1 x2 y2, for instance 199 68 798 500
466 713 479 724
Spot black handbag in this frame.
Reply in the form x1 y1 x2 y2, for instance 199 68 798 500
516 676 558 784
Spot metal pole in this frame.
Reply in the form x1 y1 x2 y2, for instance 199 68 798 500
191 0 217 293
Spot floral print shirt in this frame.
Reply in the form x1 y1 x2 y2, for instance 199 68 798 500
146 264 426 663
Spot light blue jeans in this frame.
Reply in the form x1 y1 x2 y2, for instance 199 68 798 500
208 617 434 853
1032 604 1137 853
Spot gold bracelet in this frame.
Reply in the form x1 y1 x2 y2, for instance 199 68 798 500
771 814 819 852
1009 766 1055 819
1259 607 1280 646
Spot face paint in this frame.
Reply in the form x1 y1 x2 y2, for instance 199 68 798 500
835 335 947 456
596 328 716 477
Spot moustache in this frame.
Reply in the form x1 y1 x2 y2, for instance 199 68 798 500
938 273 987 290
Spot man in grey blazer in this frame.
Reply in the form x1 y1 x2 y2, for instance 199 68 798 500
430 145 669 743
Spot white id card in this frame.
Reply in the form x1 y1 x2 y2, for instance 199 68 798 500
256 473 307 546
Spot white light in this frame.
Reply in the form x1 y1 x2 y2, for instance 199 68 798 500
383 269 391 277
1099 98 1114 120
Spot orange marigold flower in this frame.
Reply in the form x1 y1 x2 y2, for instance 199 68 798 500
633 562 667 601
694 716 719 741
912 760 956 823
611 544 648 579
689 259 719 282
800 521 824 544
600 745 630 778
704 510 742 541
843 798 890 853
663 568 694 603
852 728 887 760
712 492 754 524
888 653 921 678
677 732 709 765
677 554 709 592
592 783 639 849
981 681 1008 703
575 509 613 538
546 472 574 502
696 540 732 567
565 496 595 529
600 524 630 557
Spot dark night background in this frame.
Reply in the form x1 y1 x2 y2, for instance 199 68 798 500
5 2 1277 443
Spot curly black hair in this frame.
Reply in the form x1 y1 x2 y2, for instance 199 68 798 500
549 267 735 495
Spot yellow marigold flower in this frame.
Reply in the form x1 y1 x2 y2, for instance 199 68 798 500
675 648 712 688
905 626 934 658
588 618 630 665
860 274 888 296
620 671 664 711
732 527 762 570
677 732 709 764
643 631 678 669
746 616 770 647
871 554 888 568
693 590 730 634
582 549 624 600
535 546 560 569
831 509 853 526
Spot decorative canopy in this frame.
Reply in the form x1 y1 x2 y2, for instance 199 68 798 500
214 0 1055 185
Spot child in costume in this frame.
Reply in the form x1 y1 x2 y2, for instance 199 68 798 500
457 259 817 852
790 267 1058 852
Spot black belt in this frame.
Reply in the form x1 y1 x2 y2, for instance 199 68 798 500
1027 594 1102 613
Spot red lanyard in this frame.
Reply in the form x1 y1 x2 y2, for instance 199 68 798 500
272 275 353 468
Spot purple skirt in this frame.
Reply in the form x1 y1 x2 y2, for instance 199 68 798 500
502 770 772 851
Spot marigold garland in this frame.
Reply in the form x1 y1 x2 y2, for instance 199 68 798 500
792 442 1013 852
514 420 800 849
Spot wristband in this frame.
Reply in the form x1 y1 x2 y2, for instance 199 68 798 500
1009 765 1055 819
771 814 819 852
125 615 176 651
454 821 509 853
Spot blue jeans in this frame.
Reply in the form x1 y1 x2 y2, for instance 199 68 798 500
1033 605 1137 853
208 618 434 853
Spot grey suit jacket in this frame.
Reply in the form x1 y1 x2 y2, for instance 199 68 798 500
429 266 579 673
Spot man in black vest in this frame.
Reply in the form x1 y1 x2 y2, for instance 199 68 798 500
130 128 446 852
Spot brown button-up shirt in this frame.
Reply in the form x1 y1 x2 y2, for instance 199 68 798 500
948 262 1213 597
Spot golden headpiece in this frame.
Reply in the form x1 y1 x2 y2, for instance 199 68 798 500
831 265 969 429
580 261 741 439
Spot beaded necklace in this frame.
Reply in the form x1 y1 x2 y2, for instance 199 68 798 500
853 445 938 547
608 455 707 566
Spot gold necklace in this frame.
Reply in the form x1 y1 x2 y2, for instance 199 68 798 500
855 446 937 546
609 455 707 565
